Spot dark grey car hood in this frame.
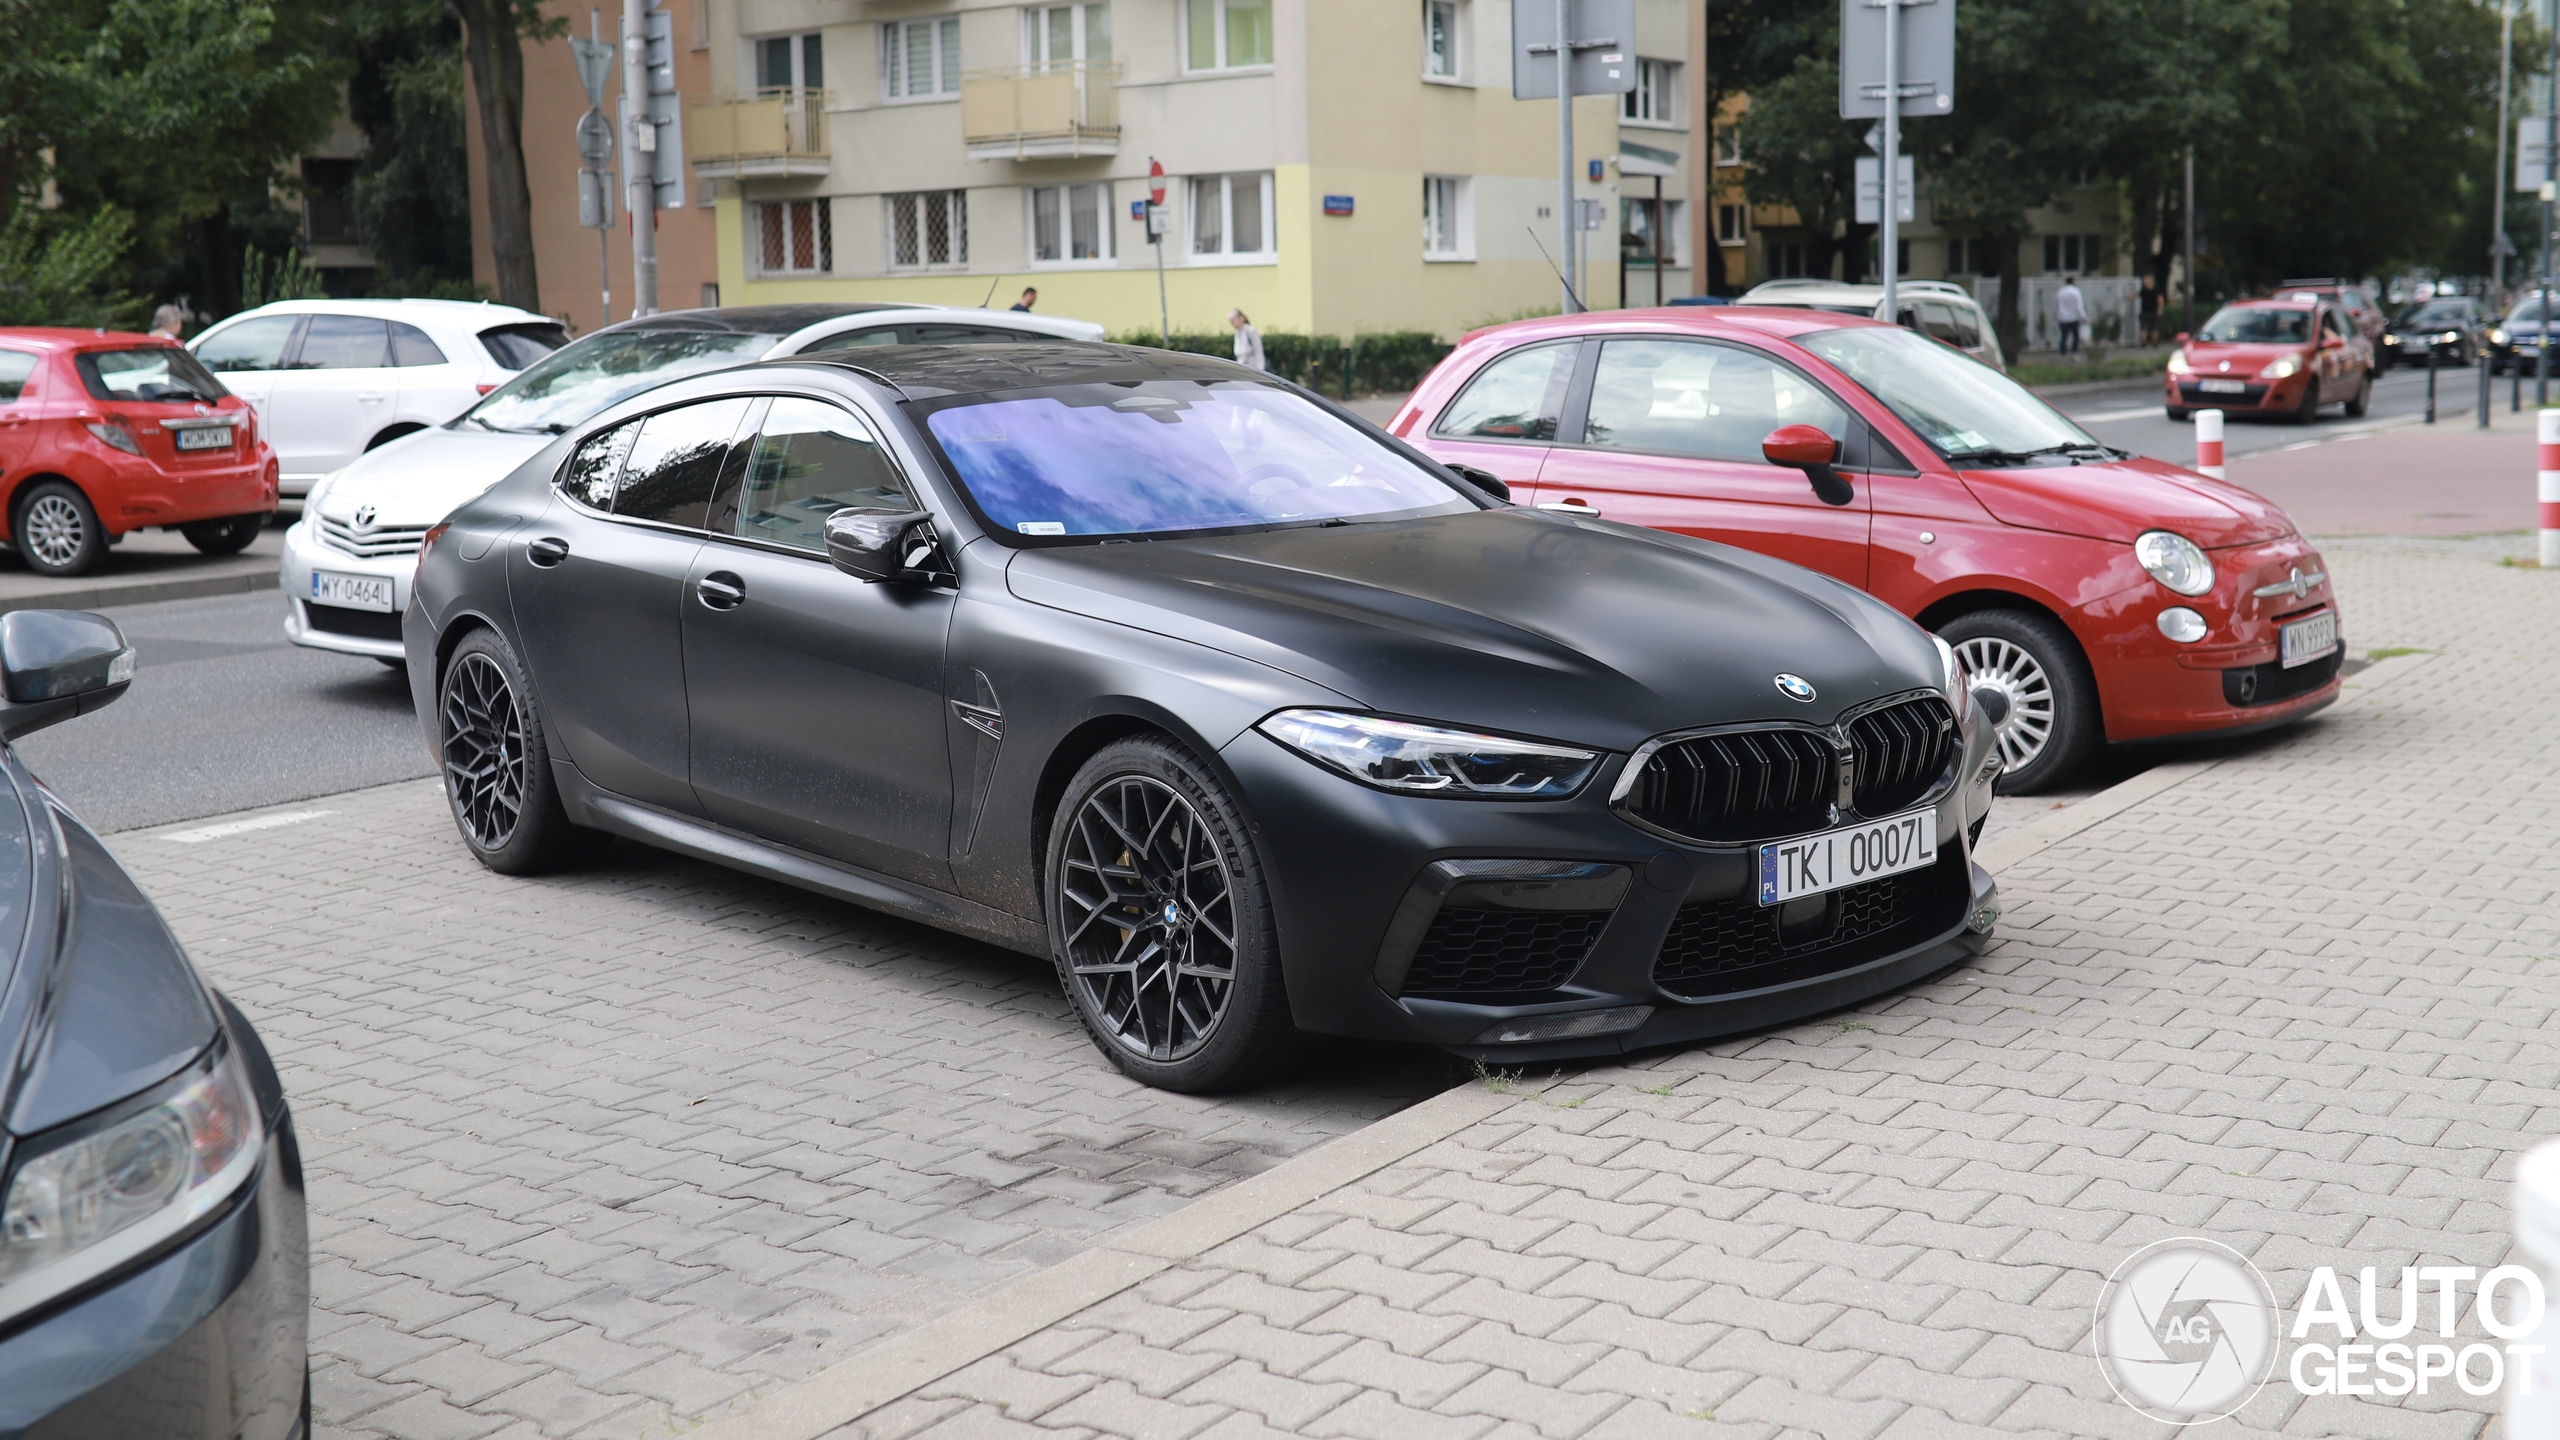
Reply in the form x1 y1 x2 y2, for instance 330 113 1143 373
1005 508 1941 752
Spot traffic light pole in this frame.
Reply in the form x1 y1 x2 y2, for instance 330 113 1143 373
622 0 658 318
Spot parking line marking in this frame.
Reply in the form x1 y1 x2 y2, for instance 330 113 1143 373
158 809 334 844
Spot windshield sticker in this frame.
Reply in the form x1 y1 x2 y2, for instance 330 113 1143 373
1017 521 1066 536
1945 430 1988 450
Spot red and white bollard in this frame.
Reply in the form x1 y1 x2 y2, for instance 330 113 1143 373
2541 409 2560 568
2194 408 2226 480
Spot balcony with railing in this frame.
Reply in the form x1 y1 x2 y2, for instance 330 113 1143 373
687 89 832 179
961 63 1120 160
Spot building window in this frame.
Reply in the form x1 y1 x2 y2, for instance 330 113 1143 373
1423 175 1471 259
1713 125 1741 165
1621 59 1678 125
1768 240 1814 280
1025 4 1111 67
1717 202 1747 246
1620 197 1683 266
889 190 968 267
1423 0 1463 80
1189 172 1273 258
1031 182 1114 262
757 32 823 91
757 199 833 275
1186 0 1272 70
302 158 359 245
883 17 959 99
2042 232 2101 273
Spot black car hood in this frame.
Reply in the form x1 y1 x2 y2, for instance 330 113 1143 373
1005 509 1941 752
0 767 217 1137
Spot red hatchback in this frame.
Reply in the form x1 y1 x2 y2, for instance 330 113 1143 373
2164 298 2375 423
0 329 278 576
1398 309 2342 791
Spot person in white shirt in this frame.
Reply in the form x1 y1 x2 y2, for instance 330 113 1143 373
2055 276 2087 356
1229 309 1267 372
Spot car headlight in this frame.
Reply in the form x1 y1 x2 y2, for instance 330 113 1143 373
0 1045 262 1328
1257 709 1600 798
1932 634 1970 722
2260 356 2301 379
301 468 346 516
2381 333 2401 345
2165 351 2191 375
2490 328 2510 345
2134 530 2215 596
2440 331 2462 344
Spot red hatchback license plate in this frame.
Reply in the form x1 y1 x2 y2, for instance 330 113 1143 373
174 426 233 451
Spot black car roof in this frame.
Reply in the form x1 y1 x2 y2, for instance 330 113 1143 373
597 302 908 337
769 341 1253 399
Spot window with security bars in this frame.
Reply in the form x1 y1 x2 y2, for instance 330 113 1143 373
757 200 833 275
890 190 969 267
883 17 960 98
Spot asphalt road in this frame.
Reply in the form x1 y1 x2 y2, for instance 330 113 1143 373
2048 358 2487 462
16 591 432 833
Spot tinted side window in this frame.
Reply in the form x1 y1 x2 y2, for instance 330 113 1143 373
196 315 299 372
1433 343 1572 441
478 324 569 369
615 398 754 529
294 316 392 369
901 324 1027 344
796 327 900 351
713 397 913 554
1917 302 1963 344
0 351 35 403
390 322 449 367
1950 305 1984 349
1580 339 1848 462
560 423 638 509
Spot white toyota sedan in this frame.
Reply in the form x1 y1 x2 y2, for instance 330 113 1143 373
280 302 1107 662
190 298 568 499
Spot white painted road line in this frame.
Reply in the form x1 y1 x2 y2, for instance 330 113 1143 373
2069 404 2170 424
158 809 334 844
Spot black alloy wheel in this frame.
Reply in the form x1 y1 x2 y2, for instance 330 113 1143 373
180 513 265 555
437 629 599 873
13 480 103 577
1049 737 1292 1091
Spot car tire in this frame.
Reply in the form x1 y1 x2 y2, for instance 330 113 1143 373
2164 406 2190 422
2343 369 2371 419
179 514 264 555
12 480 104 577
2291 376 2321 424
437 627 604 875
1045 735 1294 1092
1939 609 2101 795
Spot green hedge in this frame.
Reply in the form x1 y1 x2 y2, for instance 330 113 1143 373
1107 330 1453 398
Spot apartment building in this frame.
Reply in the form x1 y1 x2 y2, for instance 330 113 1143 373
681 0 1712 336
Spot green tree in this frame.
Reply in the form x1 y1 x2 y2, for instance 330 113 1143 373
447 0 562 311
0 207 141 327
346 0 478 294
1733 54 1868 288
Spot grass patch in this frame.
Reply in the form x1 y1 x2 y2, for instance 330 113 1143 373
1830 1020 1877 1036
2013 353 2171 388
1637 1080 1679 1097
1472 1060 1526 1094
2364 647 2433 660
2501 556 2544 568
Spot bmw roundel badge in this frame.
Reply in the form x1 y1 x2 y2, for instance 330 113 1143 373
1774 673 1817 703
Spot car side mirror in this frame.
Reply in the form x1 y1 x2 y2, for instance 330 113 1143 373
0 610 134 740
1762 424 1855 506
824 507 941 583
2321 335 2344 350
1443 463 1511 502
2175 331 2191 343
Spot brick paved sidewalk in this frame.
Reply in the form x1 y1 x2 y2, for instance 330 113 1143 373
677 532 2560 1439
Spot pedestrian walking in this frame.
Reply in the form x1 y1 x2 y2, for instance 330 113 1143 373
1010 288 1038 313
2055 276 2086 357
2138 275 2162 346
148 303 185 340
1229 309 1266 372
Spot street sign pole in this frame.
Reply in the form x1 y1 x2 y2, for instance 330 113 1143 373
2543 10 2555 409
1513 0 1633 312
1880 0 1900 315
1149 158 1169 346
1557 0 1577 312
572 11 617 329
621 0 658 317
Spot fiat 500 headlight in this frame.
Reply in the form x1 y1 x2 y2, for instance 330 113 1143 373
0 1046 262 1327
2260 356 2301 379
2135 529 2215 597
1258 710 1600 798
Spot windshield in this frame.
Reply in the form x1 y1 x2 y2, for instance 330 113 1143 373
461 328 781 434
2394 301 2471 326
2197 307 2311 344
920 380 1474 540
77 347 230 404
1794 325 2102 464
2508 297 2560 327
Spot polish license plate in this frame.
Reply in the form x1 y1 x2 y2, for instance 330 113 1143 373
1758 809 1938 907
173 425 233 451
2280 610 2337 668
2198 379 2248 394
311 570 393 613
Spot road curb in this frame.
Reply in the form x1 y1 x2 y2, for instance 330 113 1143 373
0 567 276 615
685 1080 1533 1440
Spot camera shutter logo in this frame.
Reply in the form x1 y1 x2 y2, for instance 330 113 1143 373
2092 1238 2278 1423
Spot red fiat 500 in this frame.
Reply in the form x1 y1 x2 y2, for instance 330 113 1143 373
0 329 278 576
1397 309 2341 792
2164 298 2375 423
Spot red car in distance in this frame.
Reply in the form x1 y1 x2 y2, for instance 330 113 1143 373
1396 308 2342 792
0 329 277 576
2164 297 2376 423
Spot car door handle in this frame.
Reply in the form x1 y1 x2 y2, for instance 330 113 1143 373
356 392 388 403
696 572 745 610
1538 499 1603 517
525 536 569 567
